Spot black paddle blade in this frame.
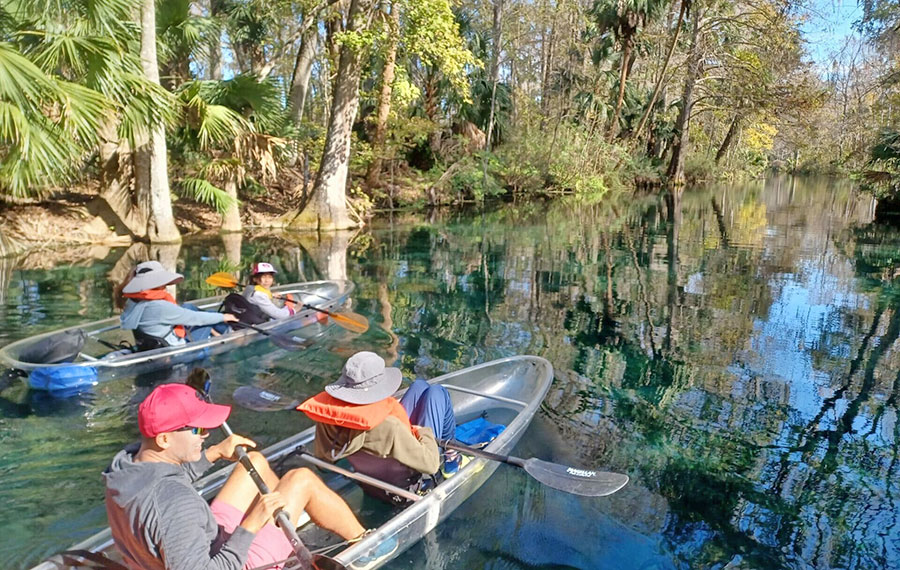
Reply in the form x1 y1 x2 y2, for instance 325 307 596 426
312 554 349 570
282 553 348 570
268 333 313 351
230 321 312 351
233 386 300 412
522 457 628 497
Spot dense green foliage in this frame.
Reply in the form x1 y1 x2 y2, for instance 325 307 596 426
0 0 897 218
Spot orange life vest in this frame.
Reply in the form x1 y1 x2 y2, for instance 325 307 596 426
298 392 413 433
123 289 187 339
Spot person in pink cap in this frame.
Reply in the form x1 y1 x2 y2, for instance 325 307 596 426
243 262 296 321
103 382 367 570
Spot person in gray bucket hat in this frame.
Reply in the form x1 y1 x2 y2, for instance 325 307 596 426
119 261 238 351
299 351 464 503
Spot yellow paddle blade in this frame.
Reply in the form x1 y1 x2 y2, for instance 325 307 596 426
301 304 369 334
206 272 239 289
328 310 369 334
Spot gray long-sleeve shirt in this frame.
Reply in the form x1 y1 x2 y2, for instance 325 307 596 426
243 286 293 320
104 443 255 570
120 299 227 346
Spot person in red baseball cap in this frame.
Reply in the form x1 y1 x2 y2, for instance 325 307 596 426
243 262 297 321
104 382 367 570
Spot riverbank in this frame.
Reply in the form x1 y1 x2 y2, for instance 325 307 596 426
0 164 464 258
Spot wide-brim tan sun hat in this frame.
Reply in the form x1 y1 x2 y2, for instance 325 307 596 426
122 261 184 294
325 351 403 405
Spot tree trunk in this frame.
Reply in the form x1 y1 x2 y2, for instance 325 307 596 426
99 119 149 239
221 178 241 232
607 33 633 140
289 0 370 231
423 69 441 152
539 0 557 125
666 10 702 186
288 24 319 124
221 232 242 269
484 0 503 151
365 1 399 188
208 0 224 79
631 0 687 142
715 114 741 163
137 0 181 243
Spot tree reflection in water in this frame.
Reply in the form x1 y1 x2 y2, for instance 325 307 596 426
2 176 898 569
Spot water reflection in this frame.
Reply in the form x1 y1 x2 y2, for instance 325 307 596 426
2 176 899 569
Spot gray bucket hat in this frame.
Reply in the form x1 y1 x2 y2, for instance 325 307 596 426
325 351 402 405
122 261 184 294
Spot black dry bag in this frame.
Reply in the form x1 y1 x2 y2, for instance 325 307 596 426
222 293 270 326
18 329 87 364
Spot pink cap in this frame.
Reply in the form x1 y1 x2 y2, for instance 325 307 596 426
251 262 277 276
138 383 231 438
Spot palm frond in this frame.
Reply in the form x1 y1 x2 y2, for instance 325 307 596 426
201 157 245 182
177 176 238 213
179 81 251 148
54 79 113 146
0 101 80 197
23 31 119 77
211 74 285 132
107 72 180 145
0 41 57 111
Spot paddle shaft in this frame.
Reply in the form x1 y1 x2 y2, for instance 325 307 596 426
217 422 316 568
186 370 315 569
443 440 524 467
294 448 421 502
232 385 628 498
230 322 309 350
205 273 368 334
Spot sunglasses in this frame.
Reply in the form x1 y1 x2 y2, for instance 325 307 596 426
175 426 207 436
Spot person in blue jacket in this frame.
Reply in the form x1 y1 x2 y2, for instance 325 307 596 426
120 261 238 348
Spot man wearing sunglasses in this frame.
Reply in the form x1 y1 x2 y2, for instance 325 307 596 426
104 383 367 570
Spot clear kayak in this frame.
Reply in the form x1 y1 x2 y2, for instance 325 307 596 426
0 280 355 393
32 355 555 570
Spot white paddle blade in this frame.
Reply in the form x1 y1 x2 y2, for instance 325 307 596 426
522 458 629 497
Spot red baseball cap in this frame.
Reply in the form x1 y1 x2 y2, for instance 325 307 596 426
138 383 231 438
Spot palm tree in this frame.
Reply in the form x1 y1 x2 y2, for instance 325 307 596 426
592 0 667 139
0 0 172 201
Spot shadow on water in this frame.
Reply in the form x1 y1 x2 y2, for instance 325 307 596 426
4 176 900 569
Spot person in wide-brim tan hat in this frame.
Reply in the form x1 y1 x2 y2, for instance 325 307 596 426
119 261 238 349
299 351 461 502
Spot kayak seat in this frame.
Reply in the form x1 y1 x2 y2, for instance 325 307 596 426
132 329 170 352
346 451 426 505
223 293 270 327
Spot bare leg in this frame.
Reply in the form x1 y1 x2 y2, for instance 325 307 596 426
277 468 366 540
215 451 282 513
214 453 365 539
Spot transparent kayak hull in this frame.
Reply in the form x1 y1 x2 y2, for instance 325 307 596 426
31 355 554 570
0 280 354 385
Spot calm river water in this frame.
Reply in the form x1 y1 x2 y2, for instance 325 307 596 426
1 176 897 569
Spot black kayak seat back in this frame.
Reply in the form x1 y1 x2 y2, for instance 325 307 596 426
18 329 87 364
132 329 170 352
223 292 270 326
347 451 424 504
